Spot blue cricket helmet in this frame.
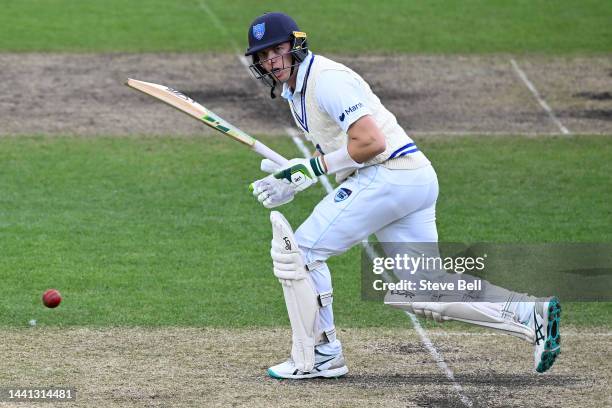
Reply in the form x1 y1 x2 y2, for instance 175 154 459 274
245 12 307 60
244 12 309 98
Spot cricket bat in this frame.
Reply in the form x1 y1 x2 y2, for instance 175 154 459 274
126 78 288 166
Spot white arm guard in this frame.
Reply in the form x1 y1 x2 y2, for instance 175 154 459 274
323 144 364 175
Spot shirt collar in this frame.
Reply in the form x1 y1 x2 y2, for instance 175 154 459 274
281 51 313 101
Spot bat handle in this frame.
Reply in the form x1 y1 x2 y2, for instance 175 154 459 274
252 140 289 166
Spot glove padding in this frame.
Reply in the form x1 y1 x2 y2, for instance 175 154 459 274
251 174 296 208
273 157 324 192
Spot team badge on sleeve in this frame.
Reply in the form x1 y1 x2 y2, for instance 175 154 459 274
253 23 266 40
334 188 352 202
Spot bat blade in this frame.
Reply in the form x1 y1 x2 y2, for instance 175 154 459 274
126 78 288 165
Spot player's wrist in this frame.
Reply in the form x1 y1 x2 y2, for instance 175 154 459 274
309 157 326 176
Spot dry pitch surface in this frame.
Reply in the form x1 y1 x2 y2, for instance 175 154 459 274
1 327 610 408
1 54 611 136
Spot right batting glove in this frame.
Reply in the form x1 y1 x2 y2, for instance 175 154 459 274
273 157 322 192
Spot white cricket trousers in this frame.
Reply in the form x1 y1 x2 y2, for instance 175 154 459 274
294 164 439 355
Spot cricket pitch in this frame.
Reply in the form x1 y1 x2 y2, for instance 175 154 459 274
0 327 609 407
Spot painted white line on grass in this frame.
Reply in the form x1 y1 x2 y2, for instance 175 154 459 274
409 313 474 407
197 0 250 68
198 4 472 405
510 59 570 135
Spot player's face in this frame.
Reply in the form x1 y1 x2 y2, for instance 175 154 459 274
256 42 293 82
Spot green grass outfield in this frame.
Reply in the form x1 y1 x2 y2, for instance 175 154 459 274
1 0 610 53
0 135 610 328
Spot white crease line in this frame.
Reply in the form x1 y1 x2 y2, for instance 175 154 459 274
197 0 250 68
198 3 472 406
409 313 474 407
510 59 570 135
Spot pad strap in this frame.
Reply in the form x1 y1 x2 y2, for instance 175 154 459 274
305 260 324 271
318 290 333 307
317 326 337 344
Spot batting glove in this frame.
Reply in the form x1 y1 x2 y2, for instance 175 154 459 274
273 157 324 192
251 174 296 208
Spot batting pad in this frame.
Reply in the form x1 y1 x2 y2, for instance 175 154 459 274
411 302 535 343
270 211 320 372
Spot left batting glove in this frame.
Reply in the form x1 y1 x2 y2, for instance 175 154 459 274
273 157 325 192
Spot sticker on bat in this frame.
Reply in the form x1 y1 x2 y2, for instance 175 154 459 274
203 115 231 133
165 87 196 104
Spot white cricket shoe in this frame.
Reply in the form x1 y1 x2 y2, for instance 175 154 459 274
267 349 348 379
530 297 562 373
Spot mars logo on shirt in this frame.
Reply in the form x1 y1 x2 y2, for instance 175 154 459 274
339 102 364 122
345 102 364 115
334 188 352 202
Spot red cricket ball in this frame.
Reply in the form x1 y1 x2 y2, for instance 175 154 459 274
42 289 62 308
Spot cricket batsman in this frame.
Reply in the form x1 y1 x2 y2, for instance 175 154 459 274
246 12 561 379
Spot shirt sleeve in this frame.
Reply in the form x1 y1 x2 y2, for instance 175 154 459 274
315 70 372 133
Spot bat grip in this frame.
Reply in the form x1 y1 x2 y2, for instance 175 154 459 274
252 140 289 166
